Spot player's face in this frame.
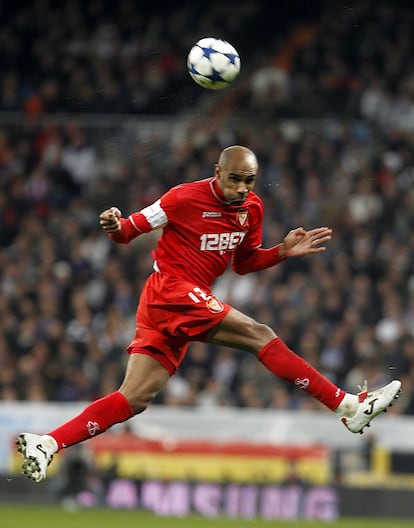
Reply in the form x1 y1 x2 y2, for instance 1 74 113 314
215 162 257 206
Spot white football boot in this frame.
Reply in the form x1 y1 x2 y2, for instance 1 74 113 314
340 380 401 434
16 433 58 482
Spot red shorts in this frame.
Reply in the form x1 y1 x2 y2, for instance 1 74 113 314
127 272 231 374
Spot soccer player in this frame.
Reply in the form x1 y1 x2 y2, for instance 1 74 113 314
17 145 401 482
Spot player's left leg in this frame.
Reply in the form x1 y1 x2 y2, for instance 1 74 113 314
17 354 170 482
207 308 401 433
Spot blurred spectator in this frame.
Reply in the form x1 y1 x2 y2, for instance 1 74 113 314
62 128 97 190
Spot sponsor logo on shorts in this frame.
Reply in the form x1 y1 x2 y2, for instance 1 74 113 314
206 296 224 314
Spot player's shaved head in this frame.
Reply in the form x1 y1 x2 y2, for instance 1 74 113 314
215 145 258 205
218 145 258 174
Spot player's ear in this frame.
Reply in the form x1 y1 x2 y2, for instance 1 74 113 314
215 164 221 180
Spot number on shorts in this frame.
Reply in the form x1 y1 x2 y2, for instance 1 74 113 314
188 287 209 304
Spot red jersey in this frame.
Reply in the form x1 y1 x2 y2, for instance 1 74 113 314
110 177 284 290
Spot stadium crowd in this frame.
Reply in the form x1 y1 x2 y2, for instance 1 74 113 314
1 117 414 414
0 0 414 415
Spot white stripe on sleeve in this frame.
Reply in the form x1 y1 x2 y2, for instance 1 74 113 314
140 199 168 229
128 215 141 232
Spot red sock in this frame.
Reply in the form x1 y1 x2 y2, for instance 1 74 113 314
258 337 345 410
47 391 134 450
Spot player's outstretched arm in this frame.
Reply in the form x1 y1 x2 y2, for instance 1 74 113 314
279 226 332 259
232 226 332 275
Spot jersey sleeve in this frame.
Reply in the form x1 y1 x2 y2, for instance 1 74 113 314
232 244 286 274
109 187 178 244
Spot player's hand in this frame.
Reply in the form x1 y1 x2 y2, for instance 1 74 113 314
280 227 332 258
99 207 122 233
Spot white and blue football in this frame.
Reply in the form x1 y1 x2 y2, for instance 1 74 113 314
187 38 241 90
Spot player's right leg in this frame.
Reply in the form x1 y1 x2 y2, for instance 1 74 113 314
16 354 170 482
208 308 401 433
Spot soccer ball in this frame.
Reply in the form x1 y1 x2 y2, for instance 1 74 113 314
187 38 241 90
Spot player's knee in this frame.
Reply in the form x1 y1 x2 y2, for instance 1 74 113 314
245 320 276 352
255 322 276 346
244 319 276 354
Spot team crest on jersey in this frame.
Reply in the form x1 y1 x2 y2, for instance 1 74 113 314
206 296 224 314
237 210 248 226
